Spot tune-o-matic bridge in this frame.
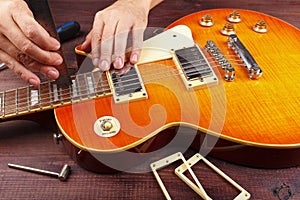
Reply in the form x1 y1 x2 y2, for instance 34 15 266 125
228 34 263 79
205 40 235 81
173 45 218 90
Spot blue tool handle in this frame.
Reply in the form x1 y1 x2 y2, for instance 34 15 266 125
56 21 80 42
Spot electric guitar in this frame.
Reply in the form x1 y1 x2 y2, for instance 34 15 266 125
1 9 299 172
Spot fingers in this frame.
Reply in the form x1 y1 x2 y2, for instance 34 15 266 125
0 49 41 86
114 24 130 69
90 19 144 71
87 0 151 72
91 15 104 70
81 31 92 52
130 26 145 64
4 21 63 66
1 1 62 66
13 11 61 51
99 20 116 71
0 34 59 86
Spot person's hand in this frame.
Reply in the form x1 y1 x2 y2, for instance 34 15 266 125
81 0 162 71
0 0 63 86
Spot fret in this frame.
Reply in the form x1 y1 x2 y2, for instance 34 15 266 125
39 81 52 108
84 73 91 98
15 89 18 114
0 91 4 116
48 81 53 107
71 79 79 101
17 86 29 113
76 74 89 100
87 73 96 97
76 76 82 100
69 82 74 102
97 70 107 95
91 72 99 97
52 84 59 102
30 86 40 110
59 87 64 104
57 83 72 105
27 86 30 111
38 86 42 109
79 73 89 99
4 89 17 116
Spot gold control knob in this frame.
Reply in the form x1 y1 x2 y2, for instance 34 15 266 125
253 20 268 33
101 121 113 131
94 116 121 138
199 14 214 27
228 11 242 23
221 23 236 36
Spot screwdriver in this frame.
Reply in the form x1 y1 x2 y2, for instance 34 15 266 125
56 21 81 42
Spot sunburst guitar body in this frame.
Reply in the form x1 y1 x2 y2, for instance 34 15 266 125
52 9 300 172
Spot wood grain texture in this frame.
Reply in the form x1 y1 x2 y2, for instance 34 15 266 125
168 9 300 146
0 0 300 199
53 9 300 170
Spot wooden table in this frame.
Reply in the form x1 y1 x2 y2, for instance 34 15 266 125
0 0 299 199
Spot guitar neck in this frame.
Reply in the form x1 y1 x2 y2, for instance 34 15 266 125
0 71 111 120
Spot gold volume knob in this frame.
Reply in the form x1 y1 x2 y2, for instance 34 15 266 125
199 14 214 27
228 11 242 23
253 20 268 33
221 23 236 36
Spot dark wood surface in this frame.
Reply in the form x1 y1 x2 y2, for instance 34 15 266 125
0 0 299 199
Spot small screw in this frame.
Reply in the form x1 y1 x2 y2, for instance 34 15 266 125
8 163 71 181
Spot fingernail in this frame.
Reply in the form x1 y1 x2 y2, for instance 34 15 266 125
55 58 63 66
29 78 39 86
114 57 123 69
131 53 139 63
99 60 109 71
55 43 61 50
93 58 99 67
47 70 59 79
82 41 87 49
52 40 61 50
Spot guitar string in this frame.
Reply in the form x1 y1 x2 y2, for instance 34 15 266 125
2 65 183 113
1 57 213 100
2 58 219 107
2 51 241 102
1 65 203 114
1 56 238 107
1 59 235 114
1 56 243 115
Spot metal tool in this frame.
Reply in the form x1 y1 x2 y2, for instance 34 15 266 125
8 163 71 181
0 62 7 71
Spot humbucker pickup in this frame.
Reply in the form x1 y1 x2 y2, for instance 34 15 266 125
173 45 218 90
110 65 148 104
